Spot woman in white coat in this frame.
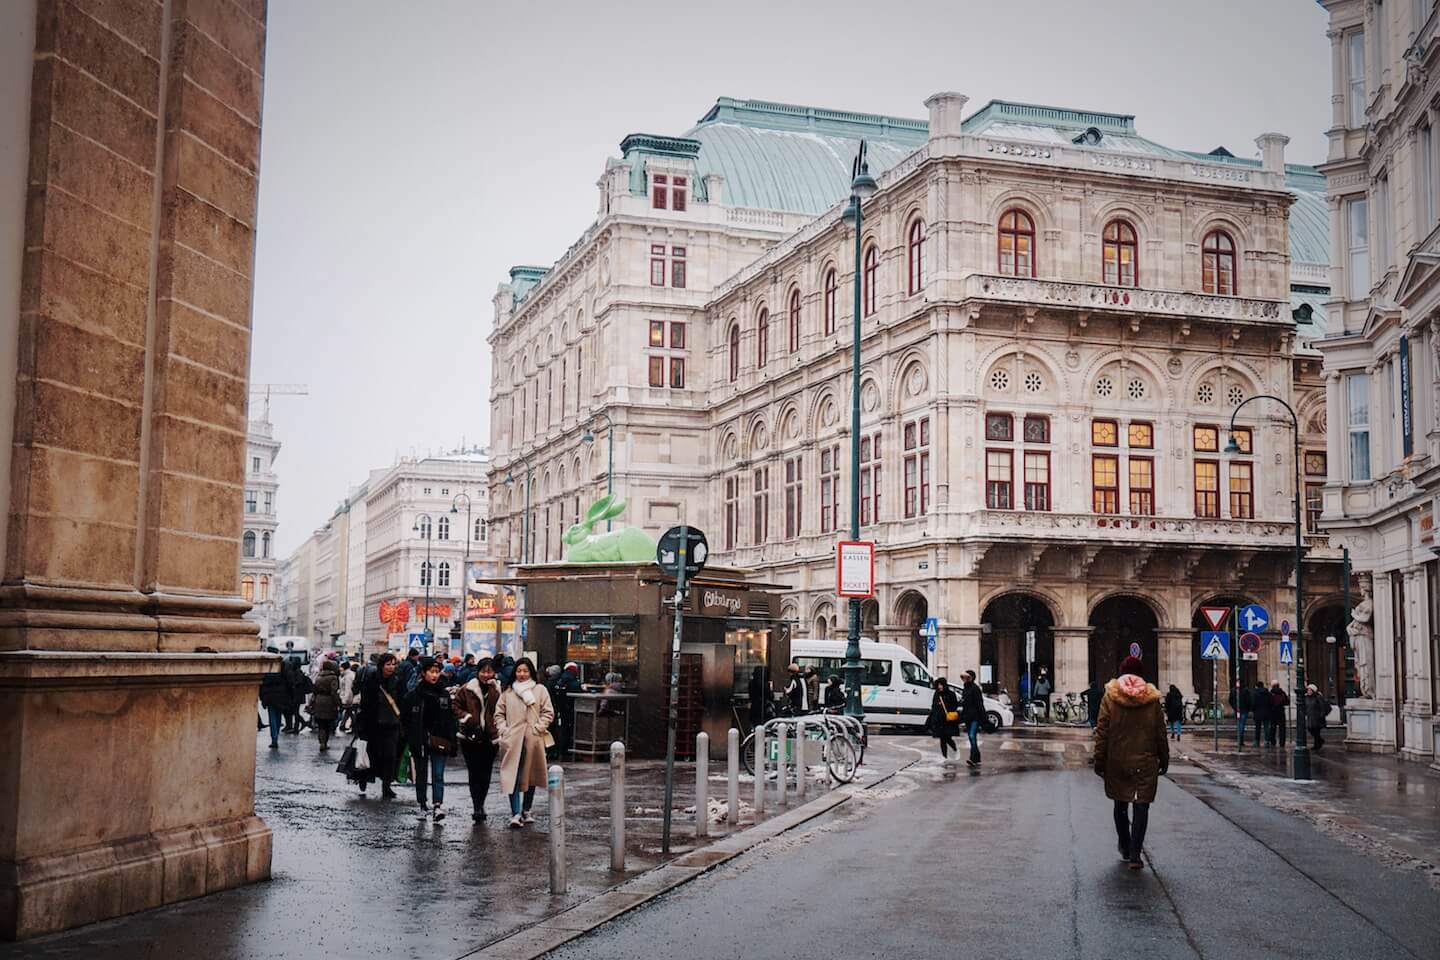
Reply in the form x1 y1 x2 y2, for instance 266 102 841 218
495 657 555 828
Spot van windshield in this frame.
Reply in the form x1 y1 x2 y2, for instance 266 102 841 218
901 662 931 687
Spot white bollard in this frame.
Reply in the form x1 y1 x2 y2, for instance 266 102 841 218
548 765 566 894
752 726 766 819
727 727 740 824
794 718 807 800
695 731 709 838
609 741 625 872
777 723 789 808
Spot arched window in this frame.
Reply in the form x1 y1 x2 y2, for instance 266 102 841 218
787 289 801 353
474 517 487 542
242 530 256 558
728 323 740 382
1202 229 1236 295
1102 220 1138 287
438 561 451 587
241 575 254 602
862 245 878 316
258 575 269 601
823 267 837 335
907 218 926 294
420 561 432 587
261 531 271 558
756 307 769 368
417 516 431 540
437 515 450 541
998 209 1036 277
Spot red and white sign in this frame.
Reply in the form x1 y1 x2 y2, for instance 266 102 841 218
837 541 875 598
1200 606 1229 631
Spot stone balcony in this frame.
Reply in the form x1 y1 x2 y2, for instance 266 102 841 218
969 510 1299 547
960 274 1288 327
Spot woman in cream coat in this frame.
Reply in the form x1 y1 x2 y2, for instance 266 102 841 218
495 657 555 828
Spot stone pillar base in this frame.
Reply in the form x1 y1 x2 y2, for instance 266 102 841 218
1342 698 1393 753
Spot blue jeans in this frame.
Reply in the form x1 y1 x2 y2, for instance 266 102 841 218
1236 712 1249 744
266 706 283 747
1168 719 1182 738
965 720 981 764
414 752 446 806
510 786 536 816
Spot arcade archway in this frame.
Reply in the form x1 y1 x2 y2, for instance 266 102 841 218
1307 604 1347 703
1089 595 1159 685
980 592 1055 697
860 598 880 639
896 591 928 659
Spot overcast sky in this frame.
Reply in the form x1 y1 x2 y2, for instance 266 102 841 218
251 0 1332 556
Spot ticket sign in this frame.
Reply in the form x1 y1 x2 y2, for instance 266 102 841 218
837 541 876 598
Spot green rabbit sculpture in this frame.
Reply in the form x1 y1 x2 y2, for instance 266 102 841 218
561 495 656 563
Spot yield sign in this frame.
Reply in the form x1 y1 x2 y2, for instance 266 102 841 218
1200 606 1230 631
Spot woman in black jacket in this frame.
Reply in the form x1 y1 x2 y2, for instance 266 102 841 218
927 677 961 761
356 653 402 800
958 670 986 766
1163 684 1185 740
404 657 458 822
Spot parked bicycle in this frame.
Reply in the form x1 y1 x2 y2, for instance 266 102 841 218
1051 692 1089 726
741 712 864 783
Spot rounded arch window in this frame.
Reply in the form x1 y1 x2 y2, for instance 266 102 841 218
756 307 769 368
788 288 801 353
998 208 1036 277
1202 230 1237 295
242 530 256 558
728 324 740 382
907 218 926 294
863 245 878 316
1102 220 1138 287
823 267 838 335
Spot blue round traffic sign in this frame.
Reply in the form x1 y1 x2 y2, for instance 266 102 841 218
1128 642 1142 659
1238 604 1270 635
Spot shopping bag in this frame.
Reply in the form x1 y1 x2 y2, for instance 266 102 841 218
353 739 371 772
395 744 412 784
335 740 358 778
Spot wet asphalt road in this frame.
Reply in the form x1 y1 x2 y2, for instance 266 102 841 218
548 743 1440 960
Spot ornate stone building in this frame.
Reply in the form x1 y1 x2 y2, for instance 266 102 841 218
1318 0 1440 765
489 94 1341 710
240 415 281 639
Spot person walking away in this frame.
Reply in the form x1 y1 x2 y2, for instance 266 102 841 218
1231 680 1253 748
496 657 555 828
1269 682 1289 746
1094 655 1169 871
804 667 821 715
554 662 581 756
1018 670 1032 716
1083 677 1104 729
453 657 501 822
748 666 768 726
309 659 342 751
356 653 403 799
823 675 845 710
1163 684 1184 740
1250 681 1269 747
404 657 458 822
784 663 808 713
1305 683 1330 751
280 657 310 734
1034 668 1053 719
927 678 960 761
959 670 986 767
259 663 289 749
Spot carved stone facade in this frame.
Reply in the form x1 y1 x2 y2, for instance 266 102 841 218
489 93 1340 718
0 0 271 939
1318 0 1440 765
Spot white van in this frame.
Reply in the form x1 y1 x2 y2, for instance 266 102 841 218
264 635 313 665
790 639 1013 730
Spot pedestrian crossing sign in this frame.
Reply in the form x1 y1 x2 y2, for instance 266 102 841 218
1279 639 1294 664
1200 631 1230 660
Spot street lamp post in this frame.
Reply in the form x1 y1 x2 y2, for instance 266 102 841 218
413 512 434 648
1225 395 1310 781
838 142 878 719
451 493 472 655
582 412 616 531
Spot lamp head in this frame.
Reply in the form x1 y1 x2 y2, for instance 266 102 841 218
449 505 458 514
505 471 515 484
841 197 859 226
582 430 595 443
851 168 878 199
1223 436 1242 455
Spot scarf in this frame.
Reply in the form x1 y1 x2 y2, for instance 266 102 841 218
513 678 537 706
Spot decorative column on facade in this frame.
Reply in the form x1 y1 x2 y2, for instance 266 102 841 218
941 625 983 688
1156 628 1197 695
1051 627 1092 698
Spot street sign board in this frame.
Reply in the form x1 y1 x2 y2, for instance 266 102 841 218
837 541 876 598
1280 619 1291 639
1200 631 1230 660
1238 604 1270 634
1279 639 1294 664
1200 606 1230 631
1128 642 1142 660
1025 629 1037 662
1238 632 1262 654
927 635 936 652
657 526 708 579
407 632 427 650
1242 652 1259 661
922 617 939 639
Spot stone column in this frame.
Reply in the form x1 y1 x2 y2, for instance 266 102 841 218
942 625 982 687
1157 628 1196 697
0 0 271 941
1052 627 1091 697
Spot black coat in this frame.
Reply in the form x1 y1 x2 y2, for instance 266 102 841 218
1236 686 1254 713
823 682 845 709
1251 686 1271 722
928 687 960 738
259 669 290 709
357 669 402 740
1163 688 1184 722
1085 684 1104 723
959 682 985 725
404 679 456 752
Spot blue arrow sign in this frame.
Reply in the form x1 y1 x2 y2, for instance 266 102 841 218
922 617 939 638
1200 631 1231 660
1279 639 1294 665
1238 604 1270 635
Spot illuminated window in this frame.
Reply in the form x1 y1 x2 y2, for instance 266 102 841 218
1128 422 1153 448
1193 425 1219 452
1092 419 1119 446
986 450 1013 509
1129 457 1154 515
1229 462 1254 518
1202 230 1236 295
1102 220 1138 286
1092 455 1119 513
998 209 1036 277
1194 461 1220 517
1024 452 1051 511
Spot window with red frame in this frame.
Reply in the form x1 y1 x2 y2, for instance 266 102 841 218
650 244 665 286
1092 454 1119 514
1229 462 1253 518
670 322 685 349
823 268 837 335
860 433 882 524
1102 220 1138 287
784 455 803 539
651 174 668 210
724 475 738 550
752 466 769 543
671 176 687 211
1024 452 1050 511
986 449 1013 509
647 356 664 388
649 321 665 347
1023 414 1050 443
908 219 926 294
756 308 769 368
671 246 686 288
998 209 1036 277
669 357 684 388
986 412 1014 442
903 416 930 518
728 324 739 382
863 245 878 316
1128 457 1154 515
1202 230 1236 295
788 289 801 353
1194 460 1220 517
819 444 839 533
1305 483 1323 532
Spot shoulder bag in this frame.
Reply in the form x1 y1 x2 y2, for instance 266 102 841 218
943 692 959 724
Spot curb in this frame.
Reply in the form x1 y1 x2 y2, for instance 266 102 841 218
456 759 917 960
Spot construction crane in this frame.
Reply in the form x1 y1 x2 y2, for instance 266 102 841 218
248 383 308 421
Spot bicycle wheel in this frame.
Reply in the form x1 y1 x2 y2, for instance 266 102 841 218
741 732 757 776
825 734 858 783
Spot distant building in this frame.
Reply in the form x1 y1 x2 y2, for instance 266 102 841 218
240 417 281 639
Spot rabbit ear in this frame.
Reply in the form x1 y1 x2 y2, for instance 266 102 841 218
601 498 626 520
584 496 612 524
562 524 587 545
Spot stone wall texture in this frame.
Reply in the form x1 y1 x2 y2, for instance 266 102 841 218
1 0 272 940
